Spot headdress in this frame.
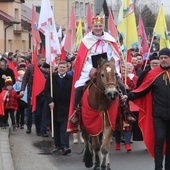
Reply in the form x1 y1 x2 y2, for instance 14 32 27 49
159 48 170 57
92 16 104 25
5 76 13 86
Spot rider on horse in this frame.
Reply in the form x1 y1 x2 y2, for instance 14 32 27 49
67 16 126 133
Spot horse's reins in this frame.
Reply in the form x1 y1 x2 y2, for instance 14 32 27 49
89 78 118 99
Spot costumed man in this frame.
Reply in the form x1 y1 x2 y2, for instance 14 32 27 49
122 48 170 170
67 16 123 133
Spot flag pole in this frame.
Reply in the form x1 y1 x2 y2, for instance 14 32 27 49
143 34 154 70
48 21 54 138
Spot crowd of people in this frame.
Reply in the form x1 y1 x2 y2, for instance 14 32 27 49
0 15 169 170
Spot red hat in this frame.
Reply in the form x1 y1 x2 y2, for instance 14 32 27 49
5 76 13 86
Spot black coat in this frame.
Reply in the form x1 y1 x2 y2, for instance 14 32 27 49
45 72 72 122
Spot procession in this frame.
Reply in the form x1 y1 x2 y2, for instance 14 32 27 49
0 0 170 170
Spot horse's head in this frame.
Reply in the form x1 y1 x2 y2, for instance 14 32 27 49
97 57 118 101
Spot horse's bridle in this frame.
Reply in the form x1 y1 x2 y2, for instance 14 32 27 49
89 76 119 100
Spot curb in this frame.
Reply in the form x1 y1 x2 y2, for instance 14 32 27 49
0 128 14 170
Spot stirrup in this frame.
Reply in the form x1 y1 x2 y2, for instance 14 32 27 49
70 107 81 125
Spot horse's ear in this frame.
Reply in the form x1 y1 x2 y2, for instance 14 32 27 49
110 57 115 64
97 57 105 67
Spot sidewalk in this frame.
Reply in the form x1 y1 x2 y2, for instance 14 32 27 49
0 128 14 170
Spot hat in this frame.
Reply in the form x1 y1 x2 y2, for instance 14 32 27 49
159 48 170 57
149 53 159 61
5 76 13 86
42 62 50 68
92 16 104 25
19 62 26 68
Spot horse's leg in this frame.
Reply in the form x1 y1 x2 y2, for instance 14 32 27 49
91 136 101 170
100 126 113 170
81 126 93 168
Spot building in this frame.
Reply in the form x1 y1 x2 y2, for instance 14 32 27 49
0 0 108 54
0 0 30 54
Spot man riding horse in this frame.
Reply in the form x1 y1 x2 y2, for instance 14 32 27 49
67 16 125 133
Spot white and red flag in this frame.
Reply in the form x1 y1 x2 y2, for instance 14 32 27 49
38 0 61 63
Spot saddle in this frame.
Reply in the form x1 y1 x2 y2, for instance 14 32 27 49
70 77 97 125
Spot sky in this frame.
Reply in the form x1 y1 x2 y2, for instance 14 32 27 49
161 0 170 14
107 0 170 14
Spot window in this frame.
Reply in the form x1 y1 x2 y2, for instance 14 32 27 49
36 6 41 14
75 1 79 16
8 40 12 52
22 40 26 52
80 2 84 17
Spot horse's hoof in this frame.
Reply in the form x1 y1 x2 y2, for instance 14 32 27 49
107 163 111 170
83 152 93 168
93 166 100 170
84 161 93 168
83 146 93 168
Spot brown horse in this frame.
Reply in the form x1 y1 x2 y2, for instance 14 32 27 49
81 58 119 170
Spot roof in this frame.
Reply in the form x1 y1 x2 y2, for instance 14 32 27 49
0 10 20 24
21 4 39 24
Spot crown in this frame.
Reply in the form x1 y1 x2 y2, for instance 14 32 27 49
92 16 104 25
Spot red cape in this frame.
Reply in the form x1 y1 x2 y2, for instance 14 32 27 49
67 41 120 133
81 87 119 136
132 66 167 157
0 90 7 116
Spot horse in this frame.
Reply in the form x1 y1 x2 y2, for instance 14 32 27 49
81 57 120 170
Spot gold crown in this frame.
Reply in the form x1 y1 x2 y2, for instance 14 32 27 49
92 16 104 25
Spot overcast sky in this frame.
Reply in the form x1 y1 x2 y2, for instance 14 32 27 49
161 0 170 14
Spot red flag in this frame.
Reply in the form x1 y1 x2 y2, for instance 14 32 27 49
7 60 18 81
127 49 132 63
0 90 7 116
41 45 46 57
108 7 118 40
64 7 76 53
32 43 38 64
31 5 41 45
138 13 149 54
31 65 46 112
60 46 66 61
84 3 93 35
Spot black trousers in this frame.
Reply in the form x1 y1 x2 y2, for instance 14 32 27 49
3 109 15 125
26 90 33 130
74 86 84 108
54 121 70 149
153 117 170 170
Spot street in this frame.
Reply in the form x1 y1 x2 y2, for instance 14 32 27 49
9 125 154 170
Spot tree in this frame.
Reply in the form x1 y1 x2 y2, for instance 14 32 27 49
140 5 156 36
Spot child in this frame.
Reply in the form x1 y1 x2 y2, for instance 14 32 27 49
115 63 138 152
13 70 27 129
1 76 23 131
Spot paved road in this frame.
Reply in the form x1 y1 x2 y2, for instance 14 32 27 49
9 125 154 170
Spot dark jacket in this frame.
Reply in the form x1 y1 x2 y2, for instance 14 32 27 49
21 64 34 92
136 68 150 88
45 72 73 122
128 71 170 120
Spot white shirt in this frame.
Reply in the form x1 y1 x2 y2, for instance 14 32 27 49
75 32 120 88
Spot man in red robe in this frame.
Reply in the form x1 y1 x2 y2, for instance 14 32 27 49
67 16 121 133
122 47 170 170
